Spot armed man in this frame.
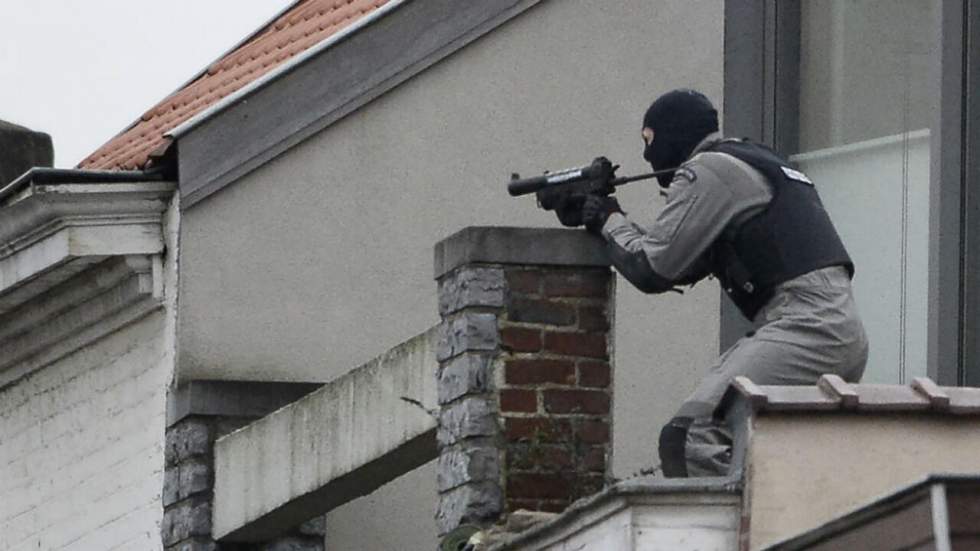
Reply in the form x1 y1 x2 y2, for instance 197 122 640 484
543 89 868 477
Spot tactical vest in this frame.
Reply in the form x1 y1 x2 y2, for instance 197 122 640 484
704 139 854 320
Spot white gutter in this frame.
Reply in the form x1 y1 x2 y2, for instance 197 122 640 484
168 0 410 140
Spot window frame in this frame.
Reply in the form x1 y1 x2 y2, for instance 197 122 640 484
721 0 978 385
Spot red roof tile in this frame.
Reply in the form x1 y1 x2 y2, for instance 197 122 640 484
78 0 389 171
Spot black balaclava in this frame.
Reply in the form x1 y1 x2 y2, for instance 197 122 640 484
642 89 719 187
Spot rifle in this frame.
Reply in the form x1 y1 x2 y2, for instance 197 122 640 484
507 157 674 224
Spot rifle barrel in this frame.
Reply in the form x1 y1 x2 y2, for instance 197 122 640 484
609 168 675 187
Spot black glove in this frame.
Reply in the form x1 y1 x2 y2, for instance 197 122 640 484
554 194 587 227
582 195 622 233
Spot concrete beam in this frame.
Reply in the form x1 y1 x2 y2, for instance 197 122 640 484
212 327 439 541
433 226 610 279
166 380 324 427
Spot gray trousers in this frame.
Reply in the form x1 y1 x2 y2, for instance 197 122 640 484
665 266 869 477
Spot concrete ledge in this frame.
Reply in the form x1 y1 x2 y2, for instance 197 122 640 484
725 378 980 549
166 380 324 427
492 477 742 550
0 255 163 389
212 327 439 541
434 227 610 279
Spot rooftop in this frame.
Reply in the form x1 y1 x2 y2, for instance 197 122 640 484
725 373 980 414
77 0 389 171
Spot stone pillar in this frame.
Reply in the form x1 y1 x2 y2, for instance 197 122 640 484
433 227 614 535
162 381 326 551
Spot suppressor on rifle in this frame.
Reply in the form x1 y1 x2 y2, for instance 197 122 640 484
507 161 610 196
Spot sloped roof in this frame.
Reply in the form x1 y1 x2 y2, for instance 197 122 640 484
78 0 389 171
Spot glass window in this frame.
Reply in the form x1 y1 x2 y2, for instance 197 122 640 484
788 0 942 383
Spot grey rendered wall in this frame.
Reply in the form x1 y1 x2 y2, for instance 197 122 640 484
179 0 721 516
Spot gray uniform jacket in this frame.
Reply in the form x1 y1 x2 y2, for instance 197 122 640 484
600 133 772 296
601 133 869 476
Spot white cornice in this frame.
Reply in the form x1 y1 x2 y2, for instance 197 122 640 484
0 181 176 388
0 181 174 309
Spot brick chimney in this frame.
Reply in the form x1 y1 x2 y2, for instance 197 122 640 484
433 227 614 535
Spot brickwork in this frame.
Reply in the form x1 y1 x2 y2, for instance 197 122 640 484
0 314 169 551
434 261 614 535
499 267 612 513
163 414 325 551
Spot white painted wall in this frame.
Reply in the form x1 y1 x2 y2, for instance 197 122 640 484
178 0 723 547
0 195 179 551
0 312 170 551
535 501 738 551
748 413 980 549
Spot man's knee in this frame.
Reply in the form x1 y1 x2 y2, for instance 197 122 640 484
658 417 693 478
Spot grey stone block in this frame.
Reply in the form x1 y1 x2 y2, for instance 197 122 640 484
179 458 212 499
259 537 323 551
168 538 218 551
434 227 610 280
166 418 211 465
298 516 326 536
437 313 499 362
435 481 504 535
163 497 212 546
437 443 500 492
438 354 493 405
163 467 179 507
438 397 497 447
160 506 173 544
438 266 505 315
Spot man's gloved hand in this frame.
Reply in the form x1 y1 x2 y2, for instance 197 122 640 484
582 194 622 233
554 194 586 227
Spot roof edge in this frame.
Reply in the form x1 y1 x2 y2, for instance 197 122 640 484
174 0 544 208
762 474 980 550
168 0 409 140
76 1 305 168
0 167 168 204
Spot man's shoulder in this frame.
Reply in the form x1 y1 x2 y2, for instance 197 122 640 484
683 149 752 178
682 145 772 200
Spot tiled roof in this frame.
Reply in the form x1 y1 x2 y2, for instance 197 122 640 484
78 0 389 171
730 374 980 414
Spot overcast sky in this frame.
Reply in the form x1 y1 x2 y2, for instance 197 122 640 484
1 0 294 168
